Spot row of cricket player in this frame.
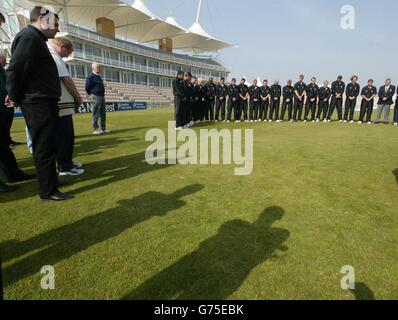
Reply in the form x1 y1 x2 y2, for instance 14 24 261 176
172 71 398 129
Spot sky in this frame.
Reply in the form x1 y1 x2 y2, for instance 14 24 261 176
141 0 397 87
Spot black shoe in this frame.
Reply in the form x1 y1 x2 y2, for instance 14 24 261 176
0 182 18 193
41 192 74 202
9 172 36 183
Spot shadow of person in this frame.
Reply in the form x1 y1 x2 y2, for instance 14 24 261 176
0 151 172 203
393 169 398 185
122 206 289 300
1 184 204 287
350 282 375 300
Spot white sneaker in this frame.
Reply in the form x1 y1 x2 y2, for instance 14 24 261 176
269 120 273 123
93 130 102 135
358 121 362 124
74 163 84 169
349 120 354 124
226 120 230 123
339 120 343 123
367 122 372 125
394 122 398 126
59 168 85 176
250 120 254 122
264 119 268 122
323 119 327 123
343 120 347 123
303 120 307 123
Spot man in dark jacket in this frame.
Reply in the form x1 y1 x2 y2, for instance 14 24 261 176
227 78 239 122
86 62 109 134
215 77 228 122
270 80 282 122
344 75 360 123
375 78 396 124
327 75 345 122
6 6 72 201
281 80 294 122
172 70 184 129
359 79 377 124
317 81 331 122
304 77 319 122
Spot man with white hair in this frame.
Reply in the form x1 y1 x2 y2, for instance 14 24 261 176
85 62 109 135
49 37 84 176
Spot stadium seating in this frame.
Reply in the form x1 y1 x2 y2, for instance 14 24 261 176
72 78 173 104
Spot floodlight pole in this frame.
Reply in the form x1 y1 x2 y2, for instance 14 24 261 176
195 0 202 23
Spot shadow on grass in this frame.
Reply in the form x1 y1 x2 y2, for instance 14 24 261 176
350 283 375 300
393 169 398 185
122 206 289 300
1 184 204 287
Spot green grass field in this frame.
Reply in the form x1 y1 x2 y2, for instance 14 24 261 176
1 109 397 300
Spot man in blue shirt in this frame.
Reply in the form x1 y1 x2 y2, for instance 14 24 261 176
85 63 109 135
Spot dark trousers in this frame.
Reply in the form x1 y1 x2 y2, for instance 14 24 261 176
227 99 238 121
359 100 374 123
240 100 248 120
249 100 260 120
344 98 357 121
57 115 75 172
328 97 343 120
200 100 207 121
0 111 20 180
181 99 192 126
206 97 215 121
293 98 304 121
215 98 226 121
270 98 280 120
174 96 183 127
394 102 398 123
317 100 329 120
304 99 317 121
22 100 59 199
260 100 270 121
192 99 200 121
281 99 293 120
5 107 14 144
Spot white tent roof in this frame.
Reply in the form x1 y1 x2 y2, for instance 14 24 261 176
30 0 233 53
171 22 234 54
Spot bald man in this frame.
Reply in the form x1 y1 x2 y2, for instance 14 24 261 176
86 63 110 135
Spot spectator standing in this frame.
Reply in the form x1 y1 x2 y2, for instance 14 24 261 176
375 79 395 124
85 63 110 135
6 6 73 201
48 37 84 176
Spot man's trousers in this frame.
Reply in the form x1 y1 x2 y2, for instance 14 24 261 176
57 115 75 172
281 99 293 121
0 111 20 181
249 100 260 120
270 98 280 120
22 100 59 199
215 98 226 121
328 97 343 120
359 100 374 123
317 100 329 121
293 98 304 121
304 99 317 121
91 95 106 130
227 99 238 121
174 96 183 127
344 98 357 121
239 100 248 121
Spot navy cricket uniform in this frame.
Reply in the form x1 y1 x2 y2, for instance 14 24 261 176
238 83 249 121
293 81 307 121
249 85 261 120
304 83 319 121
227 84 239 121
328 80 346 120
359 86 377 123
259 85 271 121
215 83 228 121
270 84 282 120
317 86 331 121
172 77 184 127
344 82 360 121
281 85 294 121
205 82 216 121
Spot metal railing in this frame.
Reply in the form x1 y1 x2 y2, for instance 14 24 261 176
66 24 229 73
